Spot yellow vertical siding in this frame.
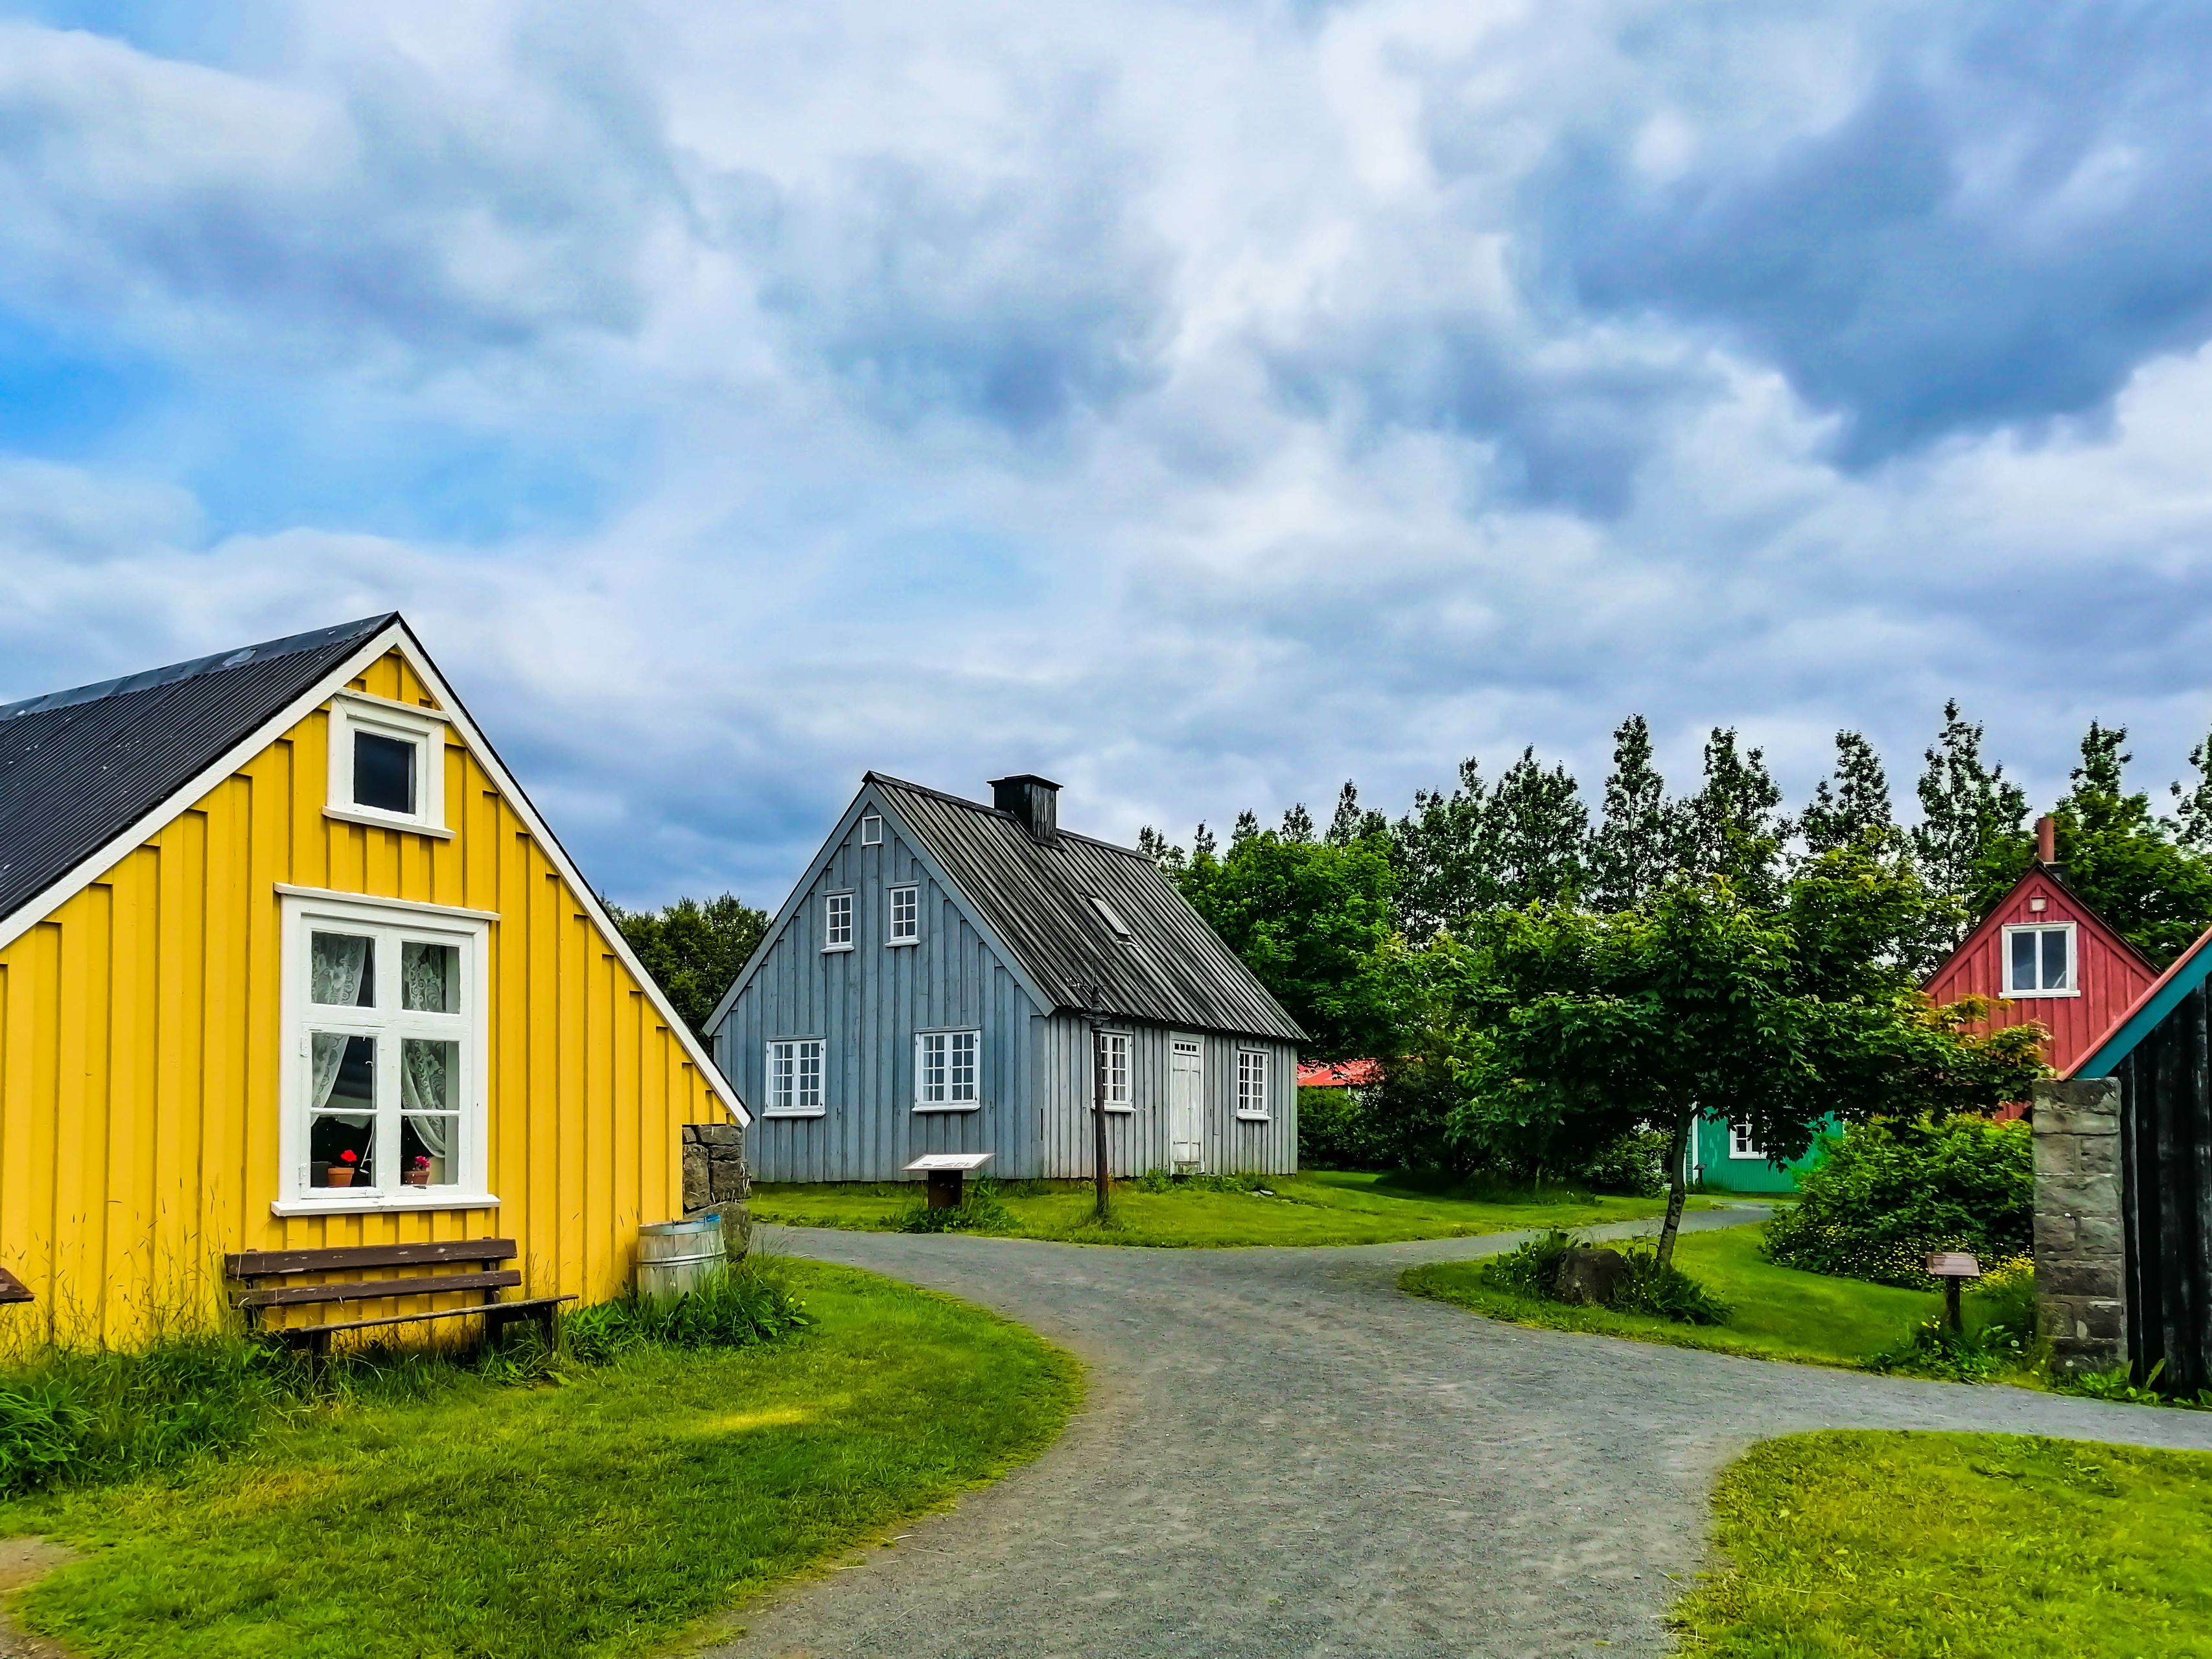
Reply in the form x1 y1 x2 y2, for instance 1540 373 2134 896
0 649 729 1345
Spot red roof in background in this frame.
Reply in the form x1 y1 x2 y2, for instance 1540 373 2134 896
1298 1058 1380 1088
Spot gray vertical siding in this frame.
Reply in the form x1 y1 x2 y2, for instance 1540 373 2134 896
1032 1014 1298 1178
716 813 1041 1183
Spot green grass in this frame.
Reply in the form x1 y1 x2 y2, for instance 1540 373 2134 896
1674 1430 2212 1657
0 1262 1078 1659
751 1169 1710 1248
1403 1225 1951 1369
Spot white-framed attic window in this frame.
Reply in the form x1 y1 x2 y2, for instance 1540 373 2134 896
765 1038 826 1117
1088 894 1133 941
1235 1049 1270 1120
861 814 884 846
915 1029 980 1111
823 892 853 951
2002 923 2077 998
1095 1030 1133 1112
326 691 450 838
276 890 490 1213
888 884 920 945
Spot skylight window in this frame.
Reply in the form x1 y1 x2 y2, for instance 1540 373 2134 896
1088 894 1132 940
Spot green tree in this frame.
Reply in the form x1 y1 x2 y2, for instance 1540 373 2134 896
1443 879 2045 1268
1172 830 1401 1060
1912 701 2028 936
1391 758 1487 941
1800 731 1895 856
1676 729 1786 905
1589 715 1674 911
2171 724 2212 853
1325 780 1389 846
609 893 769 1041
1480 747 1589 907
1280 802 1316 842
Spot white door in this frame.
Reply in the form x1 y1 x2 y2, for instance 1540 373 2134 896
1169 1037 1204 1169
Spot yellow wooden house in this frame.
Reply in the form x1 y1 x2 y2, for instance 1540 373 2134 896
0 614 749 1346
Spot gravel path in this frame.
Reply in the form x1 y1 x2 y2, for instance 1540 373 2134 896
710 1208 2212 1659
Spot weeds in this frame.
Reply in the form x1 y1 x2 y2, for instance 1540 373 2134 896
2053 1358 2212 1411
1477 1230 1727 1325
896 1178 1019 1234
565 1260 811 1359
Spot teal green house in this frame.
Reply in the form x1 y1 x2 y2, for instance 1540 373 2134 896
1686 1114 1834 1195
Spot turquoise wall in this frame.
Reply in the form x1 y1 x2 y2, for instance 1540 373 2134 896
1690 1114 1833 1194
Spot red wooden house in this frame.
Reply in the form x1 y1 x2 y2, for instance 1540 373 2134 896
1924 817 2159 1113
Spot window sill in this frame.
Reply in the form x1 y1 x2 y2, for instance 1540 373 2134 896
272 1192 498 1216
1101 1104 1135 1115
2000 988 2081 1000
323 806 454 841
821 944 853 954
1234 1111 1272 1122
912 1102 981 1113
760 1108 827 1119
885 937 919 948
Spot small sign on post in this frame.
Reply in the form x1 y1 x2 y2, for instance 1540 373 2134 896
905 1152 993 1211
1926 1251 1982 1334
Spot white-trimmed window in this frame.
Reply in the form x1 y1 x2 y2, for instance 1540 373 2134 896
279 891 488 1211
1729 1124 1764 1161
1095 1030 1132 1111
889 885 920 945
1236 1049 1270 1120
767 1039 826 1116
326 691 449 837
916 1030 981 1110
823 892 853 951
861 814 884 846
2003 923 2077 997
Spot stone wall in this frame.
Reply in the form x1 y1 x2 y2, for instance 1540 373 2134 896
681 1122 751 1251
2032 1078 2126 1376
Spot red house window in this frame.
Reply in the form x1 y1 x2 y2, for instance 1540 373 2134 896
2003 923 2076 997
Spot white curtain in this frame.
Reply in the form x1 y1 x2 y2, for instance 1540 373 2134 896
309 935 371 1128
402 1039 455 1166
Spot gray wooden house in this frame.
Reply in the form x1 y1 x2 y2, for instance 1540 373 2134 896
706 773 1305 1183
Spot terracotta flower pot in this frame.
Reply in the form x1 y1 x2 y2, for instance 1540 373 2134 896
402 1168 428 1187
327 1166 356 1189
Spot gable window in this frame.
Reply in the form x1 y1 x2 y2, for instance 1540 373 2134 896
888 885 920 945
916 1030 980 1110
861 815 884 846
823 892 853 951
1095 1030 1132 1111
767 1039 826 1116
280 892 487 1211
2003 923 2077 997
326 692 449 837
1088 894 1133 942
1235 1049 1270 1120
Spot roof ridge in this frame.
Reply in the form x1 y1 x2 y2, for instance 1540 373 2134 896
0 614 397 722
863 770 1152 861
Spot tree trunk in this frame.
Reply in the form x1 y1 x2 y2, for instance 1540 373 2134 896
1655 1108 1694 1271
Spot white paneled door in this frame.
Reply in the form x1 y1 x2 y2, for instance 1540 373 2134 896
1169 1036 1205 1170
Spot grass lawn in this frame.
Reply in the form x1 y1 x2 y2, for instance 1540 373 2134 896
751 1169 1712 1248
1402 1224 1948 1369
0 1262 1078 1659
1674 1430 2212 1657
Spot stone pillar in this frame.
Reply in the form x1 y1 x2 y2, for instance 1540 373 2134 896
2032 1078 2127 1377
681 1121 752 1255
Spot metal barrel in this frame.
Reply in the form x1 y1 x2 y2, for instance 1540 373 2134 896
635 1214 727 1303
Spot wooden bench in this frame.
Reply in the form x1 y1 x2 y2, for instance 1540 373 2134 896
224 1238 572 1358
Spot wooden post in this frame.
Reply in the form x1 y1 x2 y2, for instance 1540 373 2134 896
927 1168 962 1210
1926 1251 1981 1337
1944 1277 1964 1334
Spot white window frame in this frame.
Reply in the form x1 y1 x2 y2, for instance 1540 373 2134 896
2001 922 2080 999
1235 1048 1271 1121
1095 1030 1133 1113
860 814 884 846
325 691 451 839
887 884 920 946
1088 894 1133 941
275 889 491 1214
1729 1124 1764 1161
765 1038 827 1117
914 1028 981 1111
822 891 854 952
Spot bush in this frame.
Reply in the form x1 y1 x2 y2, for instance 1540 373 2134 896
1764 1115 2032 1288
1481 1230 1575 1299
1297 1085 1390 1169
1478 1231 1728 1325
1572 1129 1669 1198
563 1258 811 1360
894 1177 1018 1234
1134 1168 1264 1196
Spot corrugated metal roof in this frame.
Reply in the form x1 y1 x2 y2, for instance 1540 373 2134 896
867 772 1306 1043
0 616 394 924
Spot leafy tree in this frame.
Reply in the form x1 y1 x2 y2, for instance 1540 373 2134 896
1482 747 1588 907
1675 729 1786 905
1800 731 1896 856
1171 830 1400 1061
609 893 769 1041
1325 780 1389 846
1441 879 2045 1268
1280 802 1316 843
1391 758 1487 941
1135 826 1176 863
2171 724 2212 853
1912 701 2028 936
1229 809 1261 849
1589 715 1674 911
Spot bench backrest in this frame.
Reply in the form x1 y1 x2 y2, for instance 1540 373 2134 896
225 1238 517 1281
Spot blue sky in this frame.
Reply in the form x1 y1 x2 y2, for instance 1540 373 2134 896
6 1 2212 909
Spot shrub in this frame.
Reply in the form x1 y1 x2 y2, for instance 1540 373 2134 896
563 1259 812 1360
894 1178 1017 1235
1477 1231 1727 1325
1480 1230 1574 1299
1298 1084 1391 1169
1572 1129 1669 1198
1764 1115 2032 1288
1134 1168 1263 1196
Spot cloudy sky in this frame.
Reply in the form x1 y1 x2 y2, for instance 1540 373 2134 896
5 1 2212 909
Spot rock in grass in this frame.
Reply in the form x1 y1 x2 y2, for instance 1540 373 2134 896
1553 1246 1631 1306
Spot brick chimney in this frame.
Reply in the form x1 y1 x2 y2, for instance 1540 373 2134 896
990 774 1060 842
2036 814 2056 866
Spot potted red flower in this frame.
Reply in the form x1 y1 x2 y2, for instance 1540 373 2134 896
327 1148 360 1189
403 1154 432 1187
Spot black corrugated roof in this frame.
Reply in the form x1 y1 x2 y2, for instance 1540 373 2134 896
0 616 395 924
868 772 1306 1043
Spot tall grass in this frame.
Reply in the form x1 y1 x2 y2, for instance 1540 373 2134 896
0 1258 809 1498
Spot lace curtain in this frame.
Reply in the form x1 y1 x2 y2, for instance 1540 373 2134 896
309 935 371 1128
402 1039 454 1161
